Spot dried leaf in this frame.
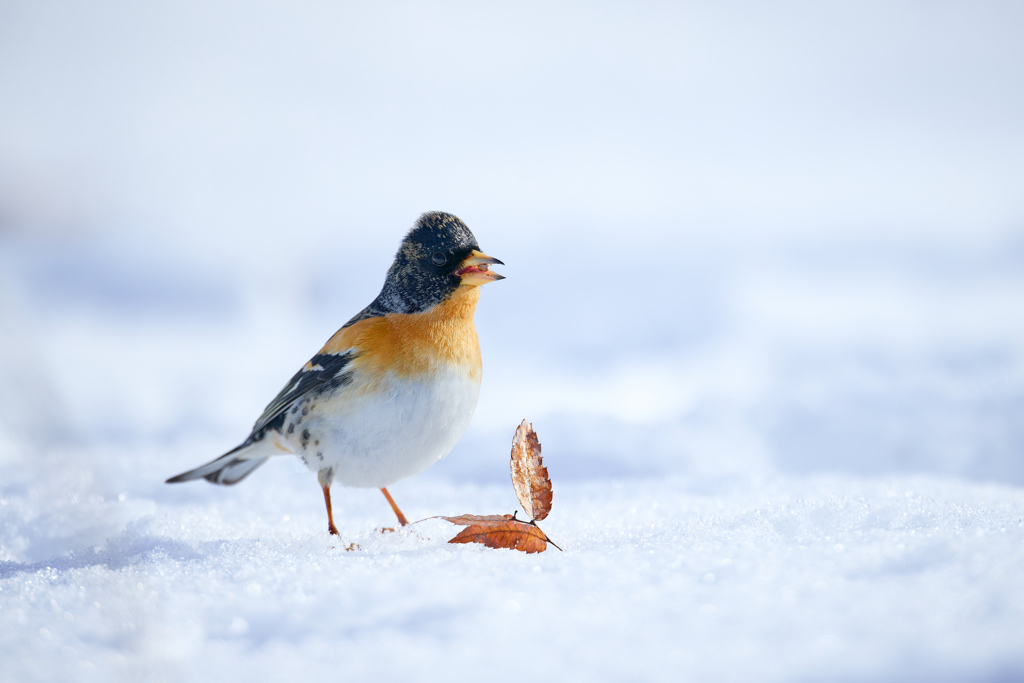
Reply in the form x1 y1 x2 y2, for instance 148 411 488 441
440 513 561 554
422 419 563 555
510 420 553 521
447 517 549 554
441 514 513 525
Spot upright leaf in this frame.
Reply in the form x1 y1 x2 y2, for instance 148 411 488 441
509 420 553 521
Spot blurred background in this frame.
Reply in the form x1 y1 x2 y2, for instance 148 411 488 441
1 0 1023 498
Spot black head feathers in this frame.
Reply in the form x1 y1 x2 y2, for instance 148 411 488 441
344 212 485 325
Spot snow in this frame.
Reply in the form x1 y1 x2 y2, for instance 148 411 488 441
3 2 1024 681
2 465 1023 682
3 238 1023 681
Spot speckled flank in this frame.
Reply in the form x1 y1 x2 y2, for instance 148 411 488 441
248 351 355 436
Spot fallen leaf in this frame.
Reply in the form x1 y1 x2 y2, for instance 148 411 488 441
510 420 553 521
444 515 549 553
423 421 563 554
441 514 514 526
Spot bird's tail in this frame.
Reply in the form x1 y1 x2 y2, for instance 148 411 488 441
166 437 283 486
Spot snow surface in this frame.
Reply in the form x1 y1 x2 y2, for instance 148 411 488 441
2 458 1023 683
3 233 1023 681
3 2 1024 681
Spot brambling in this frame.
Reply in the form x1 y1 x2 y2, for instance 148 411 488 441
167 212 504 536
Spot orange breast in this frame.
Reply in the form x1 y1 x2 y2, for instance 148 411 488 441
320 285 483 384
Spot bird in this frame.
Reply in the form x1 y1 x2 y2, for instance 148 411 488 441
166 211 504 536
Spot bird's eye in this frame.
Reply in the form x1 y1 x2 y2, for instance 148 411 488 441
431 252 447 266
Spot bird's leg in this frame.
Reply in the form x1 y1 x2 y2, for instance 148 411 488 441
318 467 339 536
380 487 409 526
322 487 339 535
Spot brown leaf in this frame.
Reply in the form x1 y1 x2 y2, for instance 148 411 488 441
446 517 549 554
441 514 513 525
510 420 553 521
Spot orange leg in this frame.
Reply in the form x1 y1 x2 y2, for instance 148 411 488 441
322 486 340 535
380 487 409 526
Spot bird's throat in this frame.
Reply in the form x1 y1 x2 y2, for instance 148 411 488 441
321 285 483 382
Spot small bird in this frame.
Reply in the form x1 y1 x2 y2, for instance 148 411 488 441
167 212 503 536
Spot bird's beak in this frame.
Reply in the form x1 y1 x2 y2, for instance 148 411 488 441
456 250 505 285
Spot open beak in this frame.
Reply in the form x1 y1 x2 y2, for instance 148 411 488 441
456 249 505 285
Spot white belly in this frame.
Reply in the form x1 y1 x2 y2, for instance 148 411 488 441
287 366 480 488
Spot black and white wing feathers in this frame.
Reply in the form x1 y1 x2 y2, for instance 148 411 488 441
250 351 356 435
165 350 357 486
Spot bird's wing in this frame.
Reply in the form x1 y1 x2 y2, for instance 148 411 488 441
250 350 356 435
249 314 385 437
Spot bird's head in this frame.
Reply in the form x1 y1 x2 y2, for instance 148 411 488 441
377 212 504 314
